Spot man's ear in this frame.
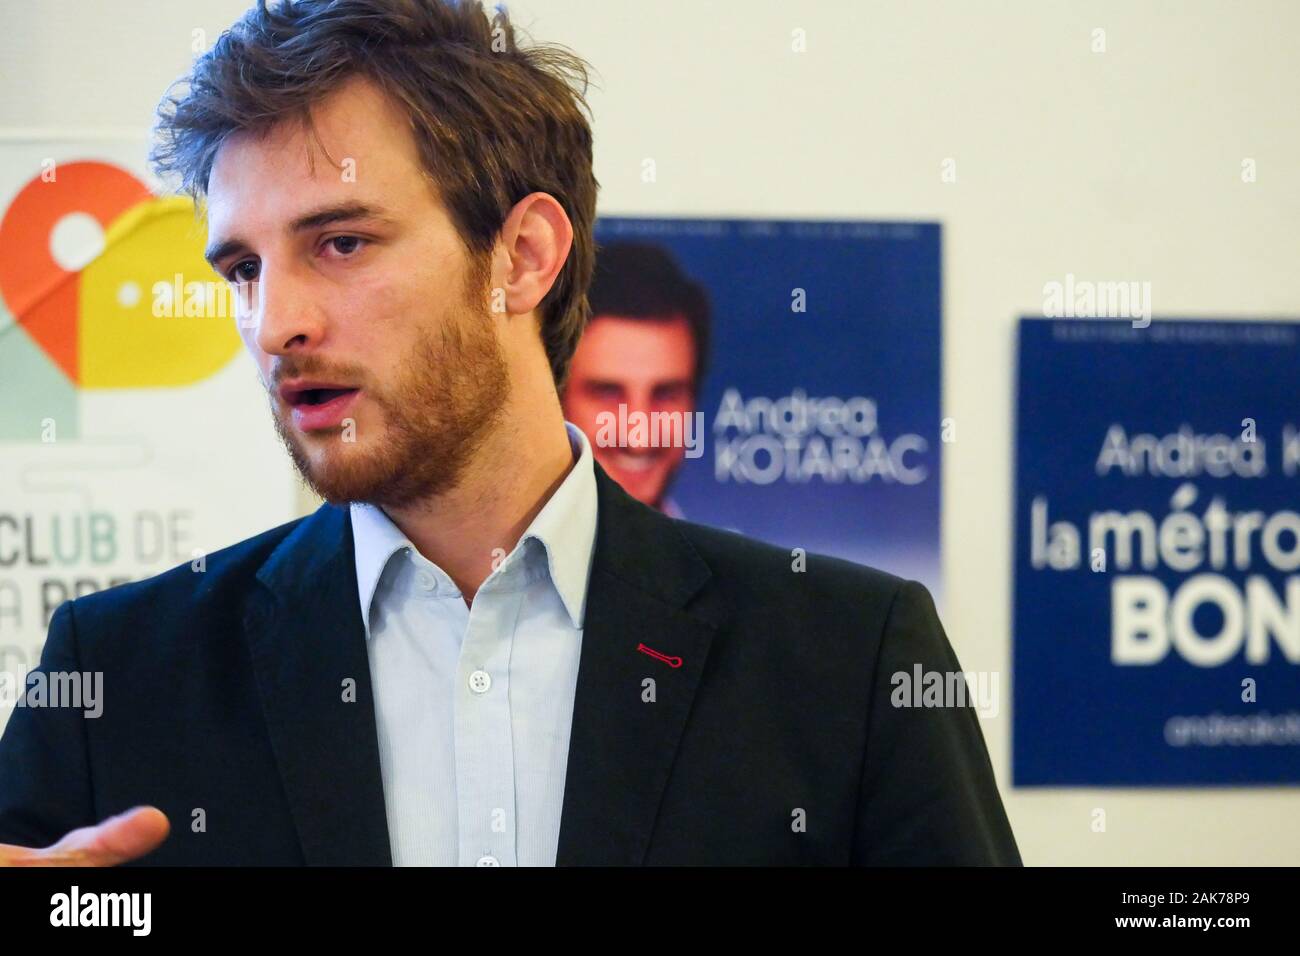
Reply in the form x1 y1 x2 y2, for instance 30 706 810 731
494 192 573 319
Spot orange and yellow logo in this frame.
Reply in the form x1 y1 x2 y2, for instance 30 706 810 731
0 160 242 439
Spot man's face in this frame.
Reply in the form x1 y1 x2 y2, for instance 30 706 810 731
205 76 507 508
562 315 696 508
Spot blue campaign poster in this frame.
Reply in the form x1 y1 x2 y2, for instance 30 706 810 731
576 218 943 599
1013 318 1300 786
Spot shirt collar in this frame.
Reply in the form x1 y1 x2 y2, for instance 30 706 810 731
350 421 598 638
519 422 598 629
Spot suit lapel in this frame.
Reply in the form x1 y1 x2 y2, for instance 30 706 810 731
240 466 728 867
243 503 393 866
556 465 731 865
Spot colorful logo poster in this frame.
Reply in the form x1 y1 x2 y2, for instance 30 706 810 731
0 150 298 727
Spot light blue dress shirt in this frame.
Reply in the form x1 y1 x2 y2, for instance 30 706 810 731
350 422 598 866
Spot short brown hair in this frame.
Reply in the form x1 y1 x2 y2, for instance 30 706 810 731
587 241 712 394
151 0 600 388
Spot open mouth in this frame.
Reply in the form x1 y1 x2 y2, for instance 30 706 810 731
292 387 356 406
279 383 362 431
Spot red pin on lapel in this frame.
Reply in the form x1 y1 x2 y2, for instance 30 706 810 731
637 643 683 668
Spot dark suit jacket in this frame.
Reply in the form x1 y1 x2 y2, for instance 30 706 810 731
0 464 1020 865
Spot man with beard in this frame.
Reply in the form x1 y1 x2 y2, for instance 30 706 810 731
0 0 1019 867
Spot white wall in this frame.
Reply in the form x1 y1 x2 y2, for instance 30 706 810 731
3 0 1297 864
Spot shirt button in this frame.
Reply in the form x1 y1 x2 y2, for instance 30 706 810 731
468 670 492 694
416 570 437 592
476 855 500 867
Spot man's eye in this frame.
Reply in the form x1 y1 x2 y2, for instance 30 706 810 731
227 260 259 283
653 384 691 403
324 235 365 256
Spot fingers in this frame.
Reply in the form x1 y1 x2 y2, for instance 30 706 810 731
0 806 170 867
58 806 171 866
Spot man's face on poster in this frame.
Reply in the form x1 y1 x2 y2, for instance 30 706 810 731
562 315 696 509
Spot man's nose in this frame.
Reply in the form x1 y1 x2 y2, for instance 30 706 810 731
623 389 655 447
242 268 327 356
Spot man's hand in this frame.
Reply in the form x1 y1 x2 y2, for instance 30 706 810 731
0 807 170 867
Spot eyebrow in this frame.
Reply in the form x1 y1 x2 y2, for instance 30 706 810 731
582 377 695 390
203 202 396 268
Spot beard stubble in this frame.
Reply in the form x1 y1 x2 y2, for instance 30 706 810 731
269 254 509 509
